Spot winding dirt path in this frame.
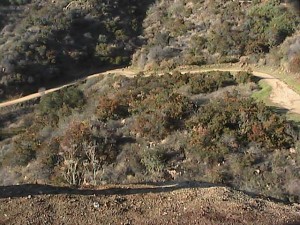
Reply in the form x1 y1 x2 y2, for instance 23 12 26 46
0 69 136 108
187 68 300 115
247 71 300 114
0 67 299 115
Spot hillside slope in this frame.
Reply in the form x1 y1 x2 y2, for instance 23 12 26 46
1 69 300 204
268 31 300 76
0 0 154 100
1 0 299 100
133 0 299 71
1 67 300 115
1 183 300 225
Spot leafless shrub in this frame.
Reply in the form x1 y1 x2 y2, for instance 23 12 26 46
82 141 101 186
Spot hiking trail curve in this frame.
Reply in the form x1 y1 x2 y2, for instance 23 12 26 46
0 67 299 115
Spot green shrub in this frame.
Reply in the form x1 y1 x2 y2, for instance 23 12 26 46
246 0 299 53
235 71 253 84
0 0 153 99
0 0 30 5
189 71 235 94
3 132 38 166
39 87 84 115
38 86 85 125
130 91 194 139
141 148 166 173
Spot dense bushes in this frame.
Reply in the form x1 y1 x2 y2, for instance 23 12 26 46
1 126 40 167
130 91 194 139
1 0 299 99
96 94 130 121
186 94 294 163
10 132 38 166
0 0 30 5
0 0 154 100
189 71 235 94
132 0 300 70
141 147 166 173
235 71 253 84
39 87 85 115
38 86 85 126
1 69 300 202
246 0 298 53
268 32 300 74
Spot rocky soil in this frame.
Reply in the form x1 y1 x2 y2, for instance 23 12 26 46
0 182 300 225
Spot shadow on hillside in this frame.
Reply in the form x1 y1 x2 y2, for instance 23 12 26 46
0 181 223 199
282 222 300 225
269 105 289 115
252 75 282 84
268 105 300 132
252 75 263 83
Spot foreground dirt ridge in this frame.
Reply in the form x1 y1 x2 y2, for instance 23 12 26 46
0 66 300 115
1 183 300 225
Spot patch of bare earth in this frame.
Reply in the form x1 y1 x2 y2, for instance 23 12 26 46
0 184 300 225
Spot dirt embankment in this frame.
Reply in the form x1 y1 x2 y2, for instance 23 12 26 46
0 183 300 225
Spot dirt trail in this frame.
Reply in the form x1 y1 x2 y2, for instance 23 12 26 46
0 68 136 108
0 67 299 115
253 71 300 114
187 68 300 115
